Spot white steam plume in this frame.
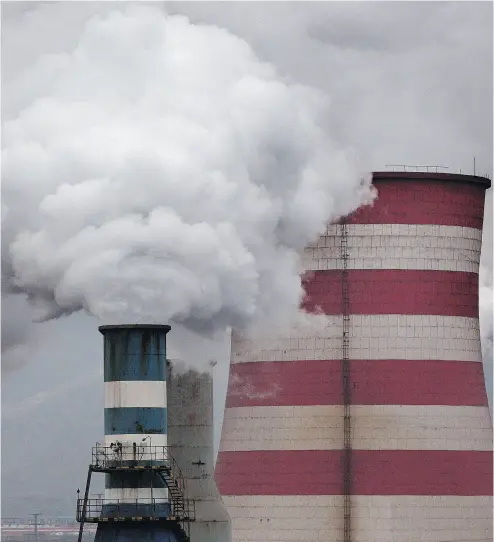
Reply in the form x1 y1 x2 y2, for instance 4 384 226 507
2 7 372 339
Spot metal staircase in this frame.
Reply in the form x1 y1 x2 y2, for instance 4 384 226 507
157 470 186 520
76 444 195 542
340 219 352 542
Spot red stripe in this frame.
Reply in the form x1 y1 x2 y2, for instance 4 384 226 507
302 270 479 317
225 359 488 407
215 450 493 496
348 180 486 228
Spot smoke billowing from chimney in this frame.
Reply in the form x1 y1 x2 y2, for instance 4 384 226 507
2 7 373 343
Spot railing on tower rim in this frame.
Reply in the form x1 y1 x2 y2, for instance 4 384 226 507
384 164 449 173
384 164 491 179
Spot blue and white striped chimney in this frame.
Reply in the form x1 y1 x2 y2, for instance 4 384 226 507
100 324 170 514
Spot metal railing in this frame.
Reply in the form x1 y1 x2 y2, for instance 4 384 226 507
91 444 186 496
384 164 491 179
93 443 170 468
385 164 449 173
76 497 195 522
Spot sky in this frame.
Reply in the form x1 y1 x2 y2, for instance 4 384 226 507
1 1 493 519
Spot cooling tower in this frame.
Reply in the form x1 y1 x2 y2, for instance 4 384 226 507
216 172 493 542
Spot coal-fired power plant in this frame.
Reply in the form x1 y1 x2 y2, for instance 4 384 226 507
76 170 492 542
216 171 493 542
76 325 230 542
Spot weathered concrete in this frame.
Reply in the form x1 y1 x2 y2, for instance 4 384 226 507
167 363 232 542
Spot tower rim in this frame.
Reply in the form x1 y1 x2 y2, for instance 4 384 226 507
373 171 491 189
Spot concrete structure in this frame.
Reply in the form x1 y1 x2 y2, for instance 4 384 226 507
216 172 493 542
76 326 230 542
101 325 170 512
167 364 232 542
77 325 192 542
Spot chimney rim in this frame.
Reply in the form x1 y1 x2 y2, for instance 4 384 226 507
98 324 171 334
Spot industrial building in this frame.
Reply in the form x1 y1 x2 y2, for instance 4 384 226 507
76 325 231 542
215 171 493 542
75 170 492 542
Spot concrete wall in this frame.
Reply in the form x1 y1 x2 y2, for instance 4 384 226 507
167 364 231 542
216 174 493 542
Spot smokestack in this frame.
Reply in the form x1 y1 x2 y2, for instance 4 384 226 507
77 324 199 541
99 324 171 514
216 171 493 542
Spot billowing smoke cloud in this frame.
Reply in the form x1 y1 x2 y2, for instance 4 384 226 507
2 6 372 342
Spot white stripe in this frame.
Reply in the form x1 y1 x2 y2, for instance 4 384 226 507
104 487 168 503
302 224 481 272
232 315 481 363
104 434 168 447
220 405 492 452
223 495 492 542
104 381 166 409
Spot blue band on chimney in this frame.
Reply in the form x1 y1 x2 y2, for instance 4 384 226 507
104 407 167 435
102 327 168 383
104 358 166 382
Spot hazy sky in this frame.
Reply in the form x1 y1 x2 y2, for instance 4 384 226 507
2 1 492 518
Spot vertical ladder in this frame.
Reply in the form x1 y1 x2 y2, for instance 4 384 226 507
340 219 352 542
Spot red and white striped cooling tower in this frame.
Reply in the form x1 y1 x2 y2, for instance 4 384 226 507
216 172 493 542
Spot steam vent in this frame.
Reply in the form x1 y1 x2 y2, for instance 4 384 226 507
215 172 493 542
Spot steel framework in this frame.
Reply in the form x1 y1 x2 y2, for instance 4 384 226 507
76 444 195 542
